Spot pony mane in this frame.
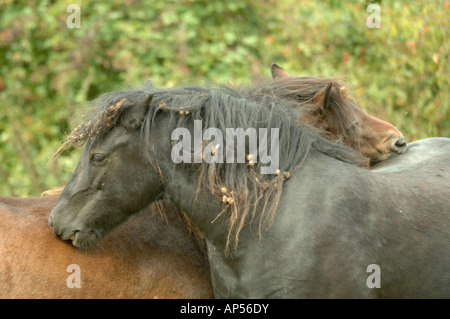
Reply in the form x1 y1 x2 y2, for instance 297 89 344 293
52 91 148 159
54 82 368 253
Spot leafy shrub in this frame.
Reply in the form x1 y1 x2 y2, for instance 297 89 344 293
0 0 448 196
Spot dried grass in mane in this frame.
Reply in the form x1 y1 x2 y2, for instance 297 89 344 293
53 83 368 254
51 92 148 159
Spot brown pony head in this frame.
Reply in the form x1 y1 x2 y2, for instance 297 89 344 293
271 63 407 164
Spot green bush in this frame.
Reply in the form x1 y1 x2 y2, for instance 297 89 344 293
0 0 448 196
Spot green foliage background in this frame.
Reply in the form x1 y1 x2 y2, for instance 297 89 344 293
0 0 448 196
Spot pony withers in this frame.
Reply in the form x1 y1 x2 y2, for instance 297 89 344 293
49 84 449 298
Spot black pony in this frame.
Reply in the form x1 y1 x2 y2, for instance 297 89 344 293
49 84 450 298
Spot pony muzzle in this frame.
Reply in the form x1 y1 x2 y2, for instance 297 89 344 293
392 136 408 153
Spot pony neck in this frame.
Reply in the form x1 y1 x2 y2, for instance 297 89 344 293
151 116 230 247
162 165 230 248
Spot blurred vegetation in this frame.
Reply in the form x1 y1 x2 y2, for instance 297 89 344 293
0 0 448 196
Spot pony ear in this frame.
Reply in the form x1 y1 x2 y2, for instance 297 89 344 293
312 83 332 114
271 63 291 79
120 94 153 130
141 79 153 91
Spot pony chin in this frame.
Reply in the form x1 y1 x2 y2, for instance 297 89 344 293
71 229 102 249
369 151 394 165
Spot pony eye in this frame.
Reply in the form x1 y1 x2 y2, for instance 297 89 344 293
91 153 107 164
350 122 360 131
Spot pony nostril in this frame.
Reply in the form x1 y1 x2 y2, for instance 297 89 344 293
395 137 406 148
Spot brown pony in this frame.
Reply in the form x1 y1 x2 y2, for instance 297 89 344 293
0 193 213 298
0 69 406 298
270 63 407 164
